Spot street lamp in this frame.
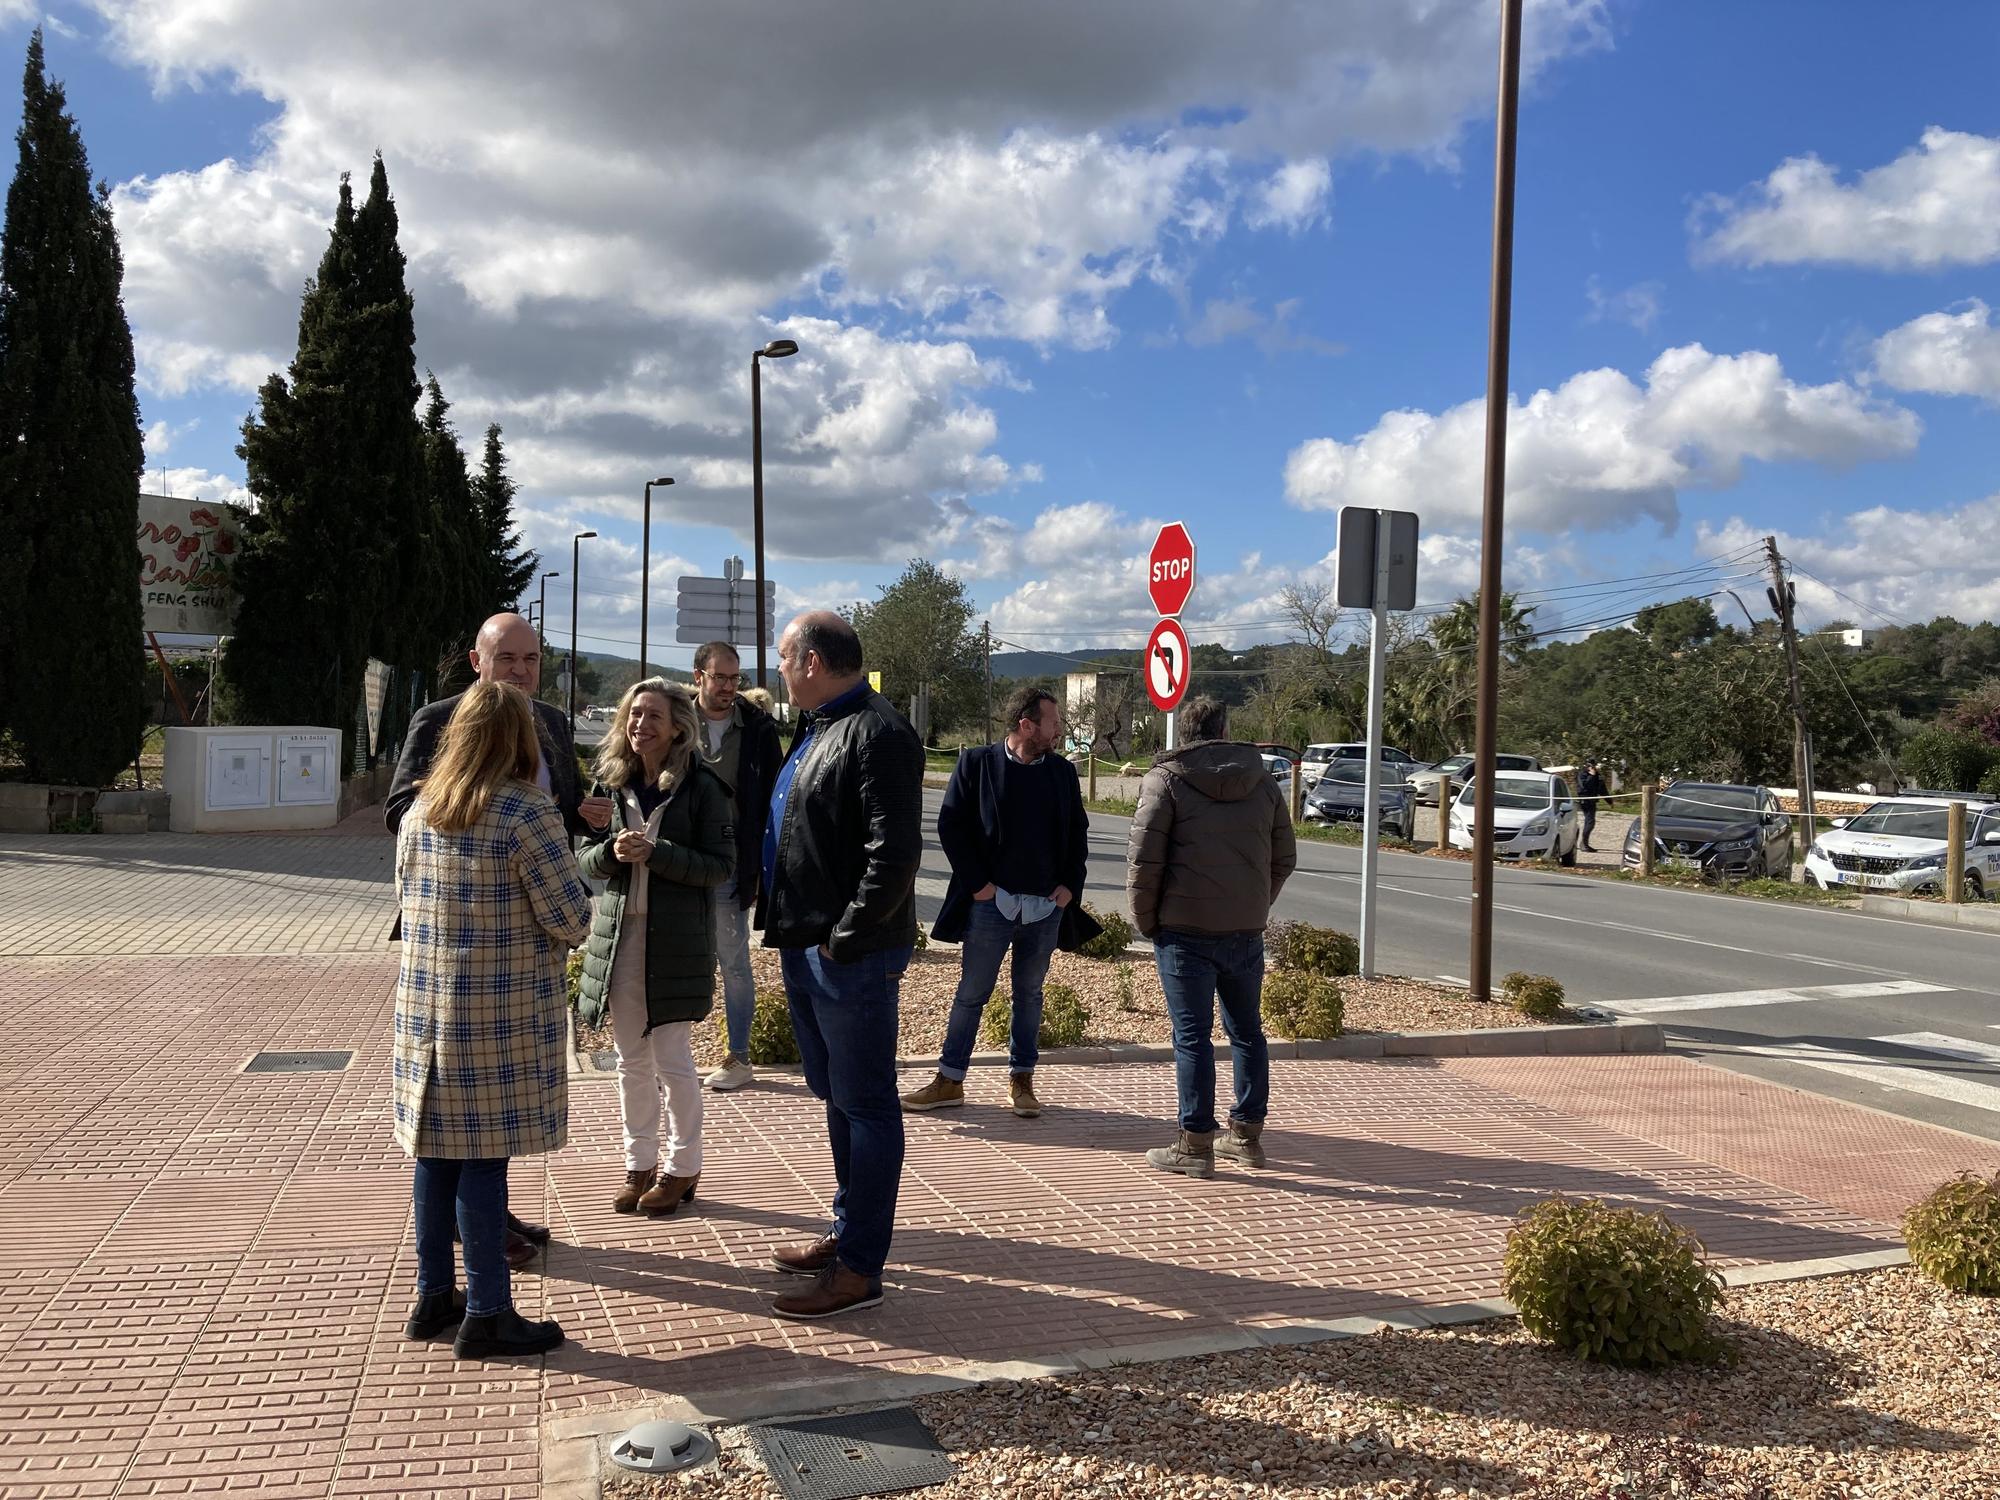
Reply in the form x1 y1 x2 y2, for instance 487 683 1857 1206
751 337 798 688
568 532 596 729
639 476 674 676
537 570 561 700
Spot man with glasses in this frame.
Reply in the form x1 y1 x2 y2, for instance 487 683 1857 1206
690 641 784 1091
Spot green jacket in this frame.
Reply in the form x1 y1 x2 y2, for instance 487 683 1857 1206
574 761 735 1032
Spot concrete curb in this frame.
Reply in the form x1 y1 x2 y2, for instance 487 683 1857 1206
541 1244 1911 1498
1859 893 2000 933
566 1019 1663 1080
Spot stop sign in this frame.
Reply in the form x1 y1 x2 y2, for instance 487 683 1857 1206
1148 522 1196 616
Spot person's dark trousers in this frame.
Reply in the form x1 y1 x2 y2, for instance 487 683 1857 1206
414 1156 510 1317
1152 929 1269 1134
779 945 913 1279
1581 805 1598 848
937 903 1061 1079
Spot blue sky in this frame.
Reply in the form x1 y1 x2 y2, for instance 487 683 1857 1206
12 1 2000 667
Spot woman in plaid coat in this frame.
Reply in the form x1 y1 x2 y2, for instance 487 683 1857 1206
393 681 594 1360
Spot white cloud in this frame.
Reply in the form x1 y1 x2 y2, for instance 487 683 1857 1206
1246 158 1330 231
1872 299 2000 401
1283 344 1920 535
1693 127 2000 270
1698 499 2000 628
1585 275 1662 333
148 465 250 509
1181 295 1343 355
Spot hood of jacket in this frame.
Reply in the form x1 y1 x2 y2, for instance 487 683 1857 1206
1156 740 1272 802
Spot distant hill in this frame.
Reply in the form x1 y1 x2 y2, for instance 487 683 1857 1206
990 647 1137 680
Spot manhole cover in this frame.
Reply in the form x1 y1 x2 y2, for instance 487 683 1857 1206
244 1050 353 1074
748 1406 953 1500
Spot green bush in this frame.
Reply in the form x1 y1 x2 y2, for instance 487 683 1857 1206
1076 903 1135 961
1501 970 1566 1020
1903 1172 2000 1295
1115 961 1140 1012
1501 1196 1729 1368
747 988 800 1066
913 925 929 952
1267 920 1359 977
1901 725 1997 794
1980 765 2000 800
1261 969 1344 1040
981 982 1092 1049
564 948 585 1011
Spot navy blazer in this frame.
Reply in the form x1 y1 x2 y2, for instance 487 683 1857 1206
930 741 1103 951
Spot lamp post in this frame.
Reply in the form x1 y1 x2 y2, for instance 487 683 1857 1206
568 532 596 729
638 476 674 676
537 571 561 702
751 337 798 688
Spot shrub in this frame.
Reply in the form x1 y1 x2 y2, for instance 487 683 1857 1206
1267 920 1359 978
1981 765 2000 800
1261 969 1344 1040
564 948 585 1011
1900 725 1996 794
1076 903 1135 961
979 990 1009 1049
1115 961 1140 1012
981 982 1092 1049
1501 1196 1729 1368
913 925 929 952
1501 971 1566 1020
747 988 800 1066
1903 1172 2000 1295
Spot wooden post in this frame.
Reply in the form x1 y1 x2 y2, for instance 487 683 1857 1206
1948 800 1967 904
1639 784 1657 877
1436 782 1450 852
1290 763 1304 824
1087 751 1097 804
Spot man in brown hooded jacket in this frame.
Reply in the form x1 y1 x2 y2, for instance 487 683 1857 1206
1127 696 1296 1178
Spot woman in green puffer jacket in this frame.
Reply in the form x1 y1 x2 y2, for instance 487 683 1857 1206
573 679 734 1218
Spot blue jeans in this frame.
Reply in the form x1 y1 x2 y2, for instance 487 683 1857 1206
413 1156 509 1317
1152 929 1269 1135
779 944 912 1280
938 902 1062 1079
714 882 756 1058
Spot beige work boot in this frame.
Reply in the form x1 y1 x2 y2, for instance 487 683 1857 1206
899 1073 965 1112
1214 1118 1267 1168
1008 1071 1042 1118
1145 1129 1216 1179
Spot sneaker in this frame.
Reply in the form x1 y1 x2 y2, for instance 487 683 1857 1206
1145 1129 1216 1179
1008 1071 1041 1118
771 1264 884 1321
453 1307 564 1360
771 1233 840 1276
1213 1119 1267 1169
899 1072 965 1112
637 1172 699 1217
613 1167 655 1214
404 1288 465 1341
705 1053 754 1091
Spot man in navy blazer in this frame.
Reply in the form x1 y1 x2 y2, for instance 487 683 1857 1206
901 685 1101 1119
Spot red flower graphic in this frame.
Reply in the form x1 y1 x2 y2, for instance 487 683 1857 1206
189 506 220 529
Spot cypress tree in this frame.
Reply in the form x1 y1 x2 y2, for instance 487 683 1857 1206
0 31 146 783
416 373 483 684
470 423 536 615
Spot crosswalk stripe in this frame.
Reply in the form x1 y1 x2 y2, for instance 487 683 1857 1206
1729 1039 2000 1116
1872 1031 2000 1066
1611 979 1949 1015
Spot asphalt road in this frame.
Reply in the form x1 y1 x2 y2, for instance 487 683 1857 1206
915 788 2000 1144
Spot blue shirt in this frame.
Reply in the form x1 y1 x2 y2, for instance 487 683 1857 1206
763 681 871 895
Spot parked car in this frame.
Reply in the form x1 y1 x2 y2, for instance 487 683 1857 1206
1260 751 1293 780
1447 770 1580 864
1622 781 1793 881
1410 751 1543 806
1302 760 1416 841
1801 796 2000 900
1254 742 1302 766
1300 741 1420 788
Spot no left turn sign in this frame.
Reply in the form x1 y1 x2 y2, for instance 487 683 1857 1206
1145 616 1191 712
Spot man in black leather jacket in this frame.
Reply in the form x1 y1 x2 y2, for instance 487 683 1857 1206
756 611 923 1320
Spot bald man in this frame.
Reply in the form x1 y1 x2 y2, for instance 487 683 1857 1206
385 612 613 1266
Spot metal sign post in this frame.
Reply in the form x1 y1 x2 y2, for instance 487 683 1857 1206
1148 523 1195 751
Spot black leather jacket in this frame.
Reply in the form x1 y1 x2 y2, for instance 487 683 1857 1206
755 685 924 960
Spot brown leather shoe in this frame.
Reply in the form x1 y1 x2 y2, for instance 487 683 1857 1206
770 1232 840 1276
899 1072 964 1112
772 1264 884 1320
507 1211 551 1246
1008 1071 1041 1118
637 1172 699 1217
613 1168 655 1214
504 1231 539 1270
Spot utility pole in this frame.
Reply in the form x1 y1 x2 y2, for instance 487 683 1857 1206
982 620 994 742
1765 535 1818 832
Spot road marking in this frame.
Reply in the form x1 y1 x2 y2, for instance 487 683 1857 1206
1873 1031 2000 1067
1727 1038 2000 1116
1436 973 1468 985
1609 980 1950 1015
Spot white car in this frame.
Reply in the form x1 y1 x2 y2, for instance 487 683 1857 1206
1448 771 1581 865
1802 797 2000 899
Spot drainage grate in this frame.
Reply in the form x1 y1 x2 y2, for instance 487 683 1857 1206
749 1406 953 1500
244 1050 353 1074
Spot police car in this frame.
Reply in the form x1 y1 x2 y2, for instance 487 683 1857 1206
1801 795 2000 899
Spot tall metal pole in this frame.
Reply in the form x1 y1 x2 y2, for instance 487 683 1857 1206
1468 0 1524 1005
640 482 651 677
982 620 993 742
568 534 593 729
752 353 768 689
1765 535 1817 830
1359 513 1391 979
537 571 559 703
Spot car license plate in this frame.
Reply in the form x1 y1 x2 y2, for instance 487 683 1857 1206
1665 856 1697 872
1863 872 1901 889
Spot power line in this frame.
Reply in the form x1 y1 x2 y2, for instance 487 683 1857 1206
1787 566 1918 631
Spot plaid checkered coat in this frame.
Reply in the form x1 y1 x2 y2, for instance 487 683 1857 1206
392 781 595 1160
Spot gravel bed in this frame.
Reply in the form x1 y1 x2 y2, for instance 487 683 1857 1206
606 1268 2000 1499
574 946 1560 1067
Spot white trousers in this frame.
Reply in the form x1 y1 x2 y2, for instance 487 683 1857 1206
609 946 703 1177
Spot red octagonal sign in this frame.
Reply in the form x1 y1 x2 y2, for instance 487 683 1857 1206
1148 522 1196 616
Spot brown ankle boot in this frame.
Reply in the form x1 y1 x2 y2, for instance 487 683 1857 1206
637 1172 699 1217
1008 1071 1041 1118
613 1168 655 1214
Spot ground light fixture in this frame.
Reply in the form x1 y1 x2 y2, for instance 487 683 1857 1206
609 1418 713 1474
